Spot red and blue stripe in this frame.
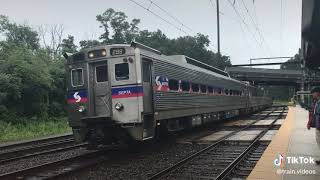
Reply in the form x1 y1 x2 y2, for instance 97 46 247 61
67 90 88 103
112 85 143 99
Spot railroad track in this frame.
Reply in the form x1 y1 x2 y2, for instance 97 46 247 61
0 134 78 163
0 143 88 164
182 107 283 144
148 106 286 180
0 134 74 153
0 149 105 180
0 106 286 180
0 144 124 180
225 141 270 179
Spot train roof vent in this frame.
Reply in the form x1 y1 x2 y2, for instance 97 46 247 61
166 55 188 64
185 56 229 77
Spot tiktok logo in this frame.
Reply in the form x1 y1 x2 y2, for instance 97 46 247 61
274 154 284 166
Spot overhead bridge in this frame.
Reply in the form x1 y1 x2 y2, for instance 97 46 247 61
225 67 317 86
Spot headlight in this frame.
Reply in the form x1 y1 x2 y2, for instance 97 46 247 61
78 106 85 113
115 103 124 111
88 52 94 58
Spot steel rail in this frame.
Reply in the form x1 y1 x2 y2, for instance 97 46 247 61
147 106 284 180
0 150 106 180
0 138 75 161
0 143 87 164
215 106 285 179
0 134 73 151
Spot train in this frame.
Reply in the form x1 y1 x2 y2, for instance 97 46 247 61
64 41 272 145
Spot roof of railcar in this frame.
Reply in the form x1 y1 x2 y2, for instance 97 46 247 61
75 42 256 89
134 46 247 88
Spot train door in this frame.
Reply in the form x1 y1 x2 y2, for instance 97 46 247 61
142 58 155 139
90 62 111 117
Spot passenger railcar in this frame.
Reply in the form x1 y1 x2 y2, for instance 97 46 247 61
64 42 272 145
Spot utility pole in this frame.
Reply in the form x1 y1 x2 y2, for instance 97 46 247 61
216 0 221 55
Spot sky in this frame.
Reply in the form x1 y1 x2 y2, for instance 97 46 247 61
0 0 302 65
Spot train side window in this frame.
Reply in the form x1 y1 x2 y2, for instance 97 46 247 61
217 88 221 94
115 63 129 81
208 86 213 93
180 81 190 91
96 65 108 82
71 68 84 87
225 89 229 95
200 85 207 93
192 83 199 92
169 79 179 91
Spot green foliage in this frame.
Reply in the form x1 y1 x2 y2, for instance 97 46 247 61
135 30 231 69
0 16 67 118
61 35 77 54
96 8 140 43
79 39 100 49
95 9 231 69
0 15 39 50
0 8 231 125
280 53 301 70
1 46 52 116
0 117 71 143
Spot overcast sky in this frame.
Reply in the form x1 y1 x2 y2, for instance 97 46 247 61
1 0 302 65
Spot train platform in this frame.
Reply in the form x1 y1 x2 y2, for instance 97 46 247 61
248 105 320 180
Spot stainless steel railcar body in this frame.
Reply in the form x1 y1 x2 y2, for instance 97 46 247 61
65 42 272 144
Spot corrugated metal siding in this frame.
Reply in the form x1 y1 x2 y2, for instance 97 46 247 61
152 57 271 117
154 91 246 111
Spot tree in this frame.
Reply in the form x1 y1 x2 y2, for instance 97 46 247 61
96 8 140 43
135 30 231 69
79 40 100 49
38 24 64 58
0 15 39 50
61 35 77 54
93 9 231 69
1 47 52 117
280 53 301 70
0 16 67 118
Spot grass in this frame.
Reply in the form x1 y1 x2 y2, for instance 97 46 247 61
0 117 72 143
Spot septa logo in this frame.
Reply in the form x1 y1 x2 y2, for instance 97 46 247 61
73 92 81 102
155 76 169 91
67 90 87 103
274 154 284 166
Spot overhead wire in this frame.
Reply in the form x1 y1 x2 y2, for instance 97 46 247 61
208 0 254 54
240 0 272 56
129 0 219 52
226 0 268 56
128 0 189 35
146 0 195 34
